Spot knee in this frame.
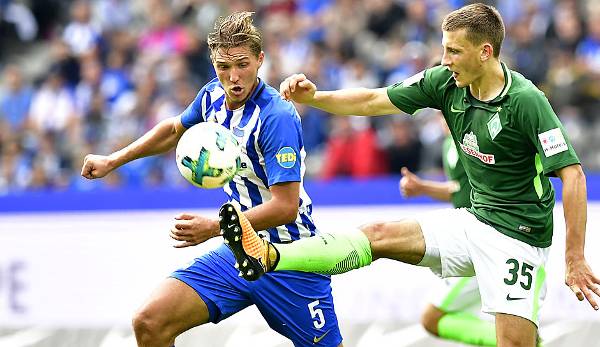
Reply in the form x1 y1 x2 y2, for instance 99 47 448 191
132 308 170 345
359 222 388 242
420 305 443 336
359 219 422 262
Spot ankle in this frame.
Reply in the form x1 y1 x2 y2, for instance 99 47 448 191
268 243 280 271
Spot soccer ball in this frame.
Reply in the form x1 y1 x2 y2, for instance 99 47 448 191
175 122 241 189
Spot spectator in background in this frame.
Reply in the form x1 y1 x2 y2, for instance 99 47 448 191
510 17 549 86
0 0 37 42
399 1 437 43
0 136 29 192
101 49 133 106
49 38 81 88
62 0 100 58
384 118 422 174
28 66 79 142
546 1 583 54
138 2 191 59
184 32 214 85
574 11 600 122
0 65 33 134
74 58 105 145
0 0 38 61
321 117 387 179
576 12 600 73
365 0 406 39
92 0 133 33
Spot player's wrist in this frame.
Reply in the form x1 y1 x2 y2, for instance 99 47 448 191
565 253 585 264
107 152 123 171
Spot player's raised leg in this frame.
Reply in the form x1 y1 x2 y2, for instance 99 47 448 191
132 278 209 347
220 201 430 280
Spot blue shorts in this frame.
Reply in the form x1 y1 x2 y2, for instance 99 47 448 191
171 243 342 347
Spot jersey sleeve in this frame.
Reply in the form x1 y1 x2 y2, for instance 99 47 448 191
386 66 446 114
180 87 207 128
515 89 580 176
258 104 303 186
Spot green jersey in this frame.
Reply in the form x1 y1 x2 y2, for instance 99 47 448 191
442 135 471 209
387 64 580 247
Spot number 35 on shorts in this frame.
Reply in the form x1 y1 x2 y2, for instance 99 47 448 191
504 258 534 290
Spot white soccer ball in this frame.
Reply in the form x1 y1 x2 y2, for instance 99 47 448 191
175 122 241 189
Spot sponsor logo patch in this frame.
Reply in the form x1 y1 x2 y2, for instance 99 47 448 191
460 132 495 164
276 147 297 168
518 225 532 233
538 128 568 157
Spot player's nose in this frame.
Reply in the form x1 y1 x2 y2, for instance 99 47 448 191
229 68 240 83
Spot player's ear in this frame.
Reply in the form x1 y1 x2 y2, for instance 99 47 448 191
257 51 265 68
481 43 493 61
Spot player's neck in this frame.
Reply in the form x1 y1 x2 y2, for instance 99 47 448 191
468 61 504 102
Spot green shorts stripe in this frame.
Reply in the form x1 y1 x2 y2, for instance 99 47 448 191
440 277 473 311
532 265 546 322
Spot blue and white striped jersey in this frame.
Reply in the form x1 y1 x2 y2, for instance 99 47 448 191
180 78 318 243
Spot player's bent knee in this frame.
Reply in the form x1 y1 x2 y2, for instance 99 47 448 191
359 222 387 242
132 309 173 345
420 304 443 336
360 219 424 262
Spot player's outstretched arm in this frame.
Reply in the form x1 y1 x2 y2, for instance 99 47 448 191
557 164 600 310
399 167 456 202
279 73 401 116
81 116 186 179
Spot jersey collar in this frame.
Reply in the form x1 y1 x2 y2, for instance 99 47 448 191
248 77 266 102
463 62 512 111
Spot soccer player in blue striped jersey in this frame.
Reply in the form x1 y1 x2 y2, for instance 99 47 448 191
81 12 343 347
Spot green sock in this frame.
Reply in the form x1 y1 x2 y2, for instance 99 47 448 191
274 230 372 274
438 312 496 346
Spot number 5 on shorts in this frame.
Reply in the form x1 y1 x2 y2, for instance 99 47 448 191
504 258 534 290
308 300 325 329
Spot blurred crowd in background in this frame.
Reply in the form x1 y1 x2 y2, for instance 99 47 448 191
1 0 600 193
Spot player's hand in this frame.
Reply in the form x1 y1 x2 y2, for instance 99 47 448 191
279 74 316 103
399 167 423 197
81 154 114 179
170 213 219 248
565 257 600 310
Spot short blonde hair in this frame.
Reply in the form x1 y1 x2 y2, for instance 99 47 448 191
207 11 262 58
442 3 505 58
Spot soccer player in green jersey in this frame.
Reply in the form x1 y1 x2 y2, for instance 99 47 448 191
400 115 495 346
218 3 600 346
